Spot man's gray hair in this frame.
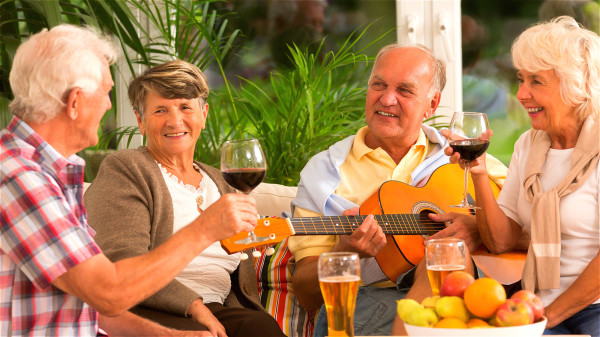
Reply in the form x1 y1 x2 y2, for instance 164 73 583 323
371 43 447 99
9 24 119 124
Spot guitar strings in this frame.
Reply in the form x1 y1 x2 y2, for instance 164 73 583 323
288 215 445 235
288 215 445 224
288 215 446 225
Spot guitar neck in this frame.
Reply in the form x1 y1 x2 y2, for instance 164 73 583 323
288 214 445 236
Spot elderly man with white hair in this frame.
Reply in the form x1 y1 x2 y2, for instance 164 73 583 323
0 24 257 337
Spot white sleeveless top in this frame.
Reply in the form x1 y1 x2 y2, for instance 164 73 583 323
158 162 241 304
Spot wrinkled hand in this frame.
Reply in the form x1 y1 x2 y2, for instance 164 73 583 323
426 212 481 253
441 129 490 177
332 207 386 258
187 299 227 337
199 193 258 242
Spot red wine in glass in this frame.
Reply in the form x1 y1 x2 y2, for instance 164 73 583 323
222 168 266 194
221 138 268 244
448 112 490 209
449 139 490 162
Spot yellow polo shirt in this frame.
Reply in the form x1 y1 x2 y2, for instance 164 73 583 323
289 126 507 262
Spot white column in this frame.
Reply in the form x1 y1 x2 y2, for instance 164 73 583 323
114 4 147 149
114 1 176 149
396 0 462 125
114 56 143 149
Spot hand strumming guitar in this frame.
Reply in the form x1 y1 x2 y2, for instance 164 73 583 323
426 212 482 253
331 207 387 258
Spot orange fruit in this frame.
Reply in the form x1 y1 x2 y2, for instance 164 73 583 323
467 318 493 328
434 317 469 329
463 277 506 319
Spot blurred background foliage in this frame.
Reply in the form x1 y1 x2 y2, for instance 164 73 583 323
0 0 394 185
2 0 598 183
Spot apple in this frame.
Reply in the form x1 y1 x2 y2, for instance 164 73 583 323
495 298 534 326
488 316 500 327
435 296 470 322
396 299 422 322
511 289 545 321
421 295 440 309
440 271 475 298
405 306 439 327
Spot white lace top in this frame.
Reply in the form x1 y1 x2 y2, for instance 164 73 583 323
158 162 241 304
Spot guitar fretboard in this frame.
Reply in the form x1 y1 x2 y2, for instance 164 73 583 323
288 214 446 236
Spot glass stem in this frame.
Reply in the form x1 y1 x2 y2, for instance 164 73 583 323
245 191 257 242
462 161 470 204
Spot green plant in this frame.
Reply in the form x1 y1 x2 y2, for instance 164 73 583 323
2 0 433 187
128 0 243 125
194 27 396 186
0 0 152 126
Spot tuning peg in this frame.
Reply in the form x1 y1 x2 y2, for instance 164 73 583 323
240 252 249 260
265 246 275 256
252 249 262 258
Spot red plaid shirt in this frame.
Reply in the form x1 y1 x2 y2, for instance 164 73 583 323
1 117 102 336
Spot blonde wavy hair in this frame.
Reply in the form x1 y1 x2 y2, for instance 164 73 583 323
512 15 600 120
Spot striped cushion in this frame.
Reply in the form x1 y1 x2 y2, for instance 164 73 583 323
255 238 315 337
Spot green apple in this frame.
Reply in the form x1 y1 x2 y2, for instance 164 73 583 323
435 296 470 322
396 299 422 322
421 295 440 309
405 306 439 327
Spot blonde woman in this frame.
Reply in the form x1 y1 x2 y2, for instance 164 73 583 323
446 16 599 335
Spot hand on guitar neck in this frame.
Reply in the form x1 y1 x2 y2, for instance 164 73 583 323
331 207 387 258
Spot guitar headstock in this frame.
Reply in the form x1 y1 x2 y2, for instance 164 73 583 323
221 217 295 254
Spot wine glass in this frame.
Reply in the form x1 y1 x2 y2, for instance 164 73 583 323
318 252 361 337
448 111 490 209
221 138 268 244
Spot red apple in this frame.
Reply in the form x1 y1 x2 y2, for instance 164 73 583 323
488 316 500 327
440 271 475 298
495 298 534 326
511 290 545 322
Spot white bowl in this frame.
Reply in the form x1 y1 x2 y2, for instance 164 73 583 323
404 317 547 336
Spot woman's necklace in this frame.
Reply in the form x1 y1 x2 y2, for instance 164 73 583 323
156 161 205 214
192 163 205 214
196 195 204 209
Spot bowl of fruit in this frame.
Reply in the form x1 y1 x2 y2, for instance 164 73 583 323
398 271 547 336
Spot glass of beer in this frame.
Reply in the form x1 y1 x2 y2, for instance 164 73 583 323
425 238 466 296
318 252 360 337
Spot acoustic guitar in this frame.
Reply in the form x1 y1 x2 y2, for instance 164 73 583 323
221 164 526 285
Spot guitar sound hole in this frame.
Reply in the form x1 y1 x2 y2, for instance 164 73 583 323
418 209 436 221
419 210 438 239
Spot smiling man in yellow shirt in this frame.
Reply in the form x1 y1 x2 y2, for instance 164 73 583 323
288 44 507 337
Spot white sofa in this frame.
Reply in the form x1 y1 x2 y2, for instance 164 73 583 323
250 183 315 337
